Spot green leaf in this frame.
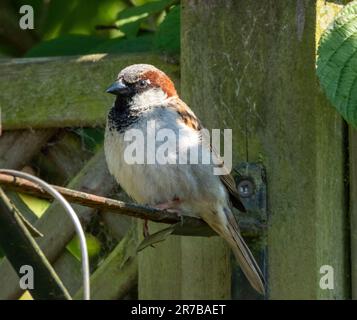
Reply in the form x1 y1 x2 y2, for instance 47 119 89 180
131 0 158 5
90 34 155 54
25 33 155 57
18 193 50 218
0 43 17 57
40 0 127 40
74 128 105 153
67 233 102 261
317 1 357 126
153 5 180 54
116 15 148 38
25 34 107 57
118 0 175 19
116 0 176 37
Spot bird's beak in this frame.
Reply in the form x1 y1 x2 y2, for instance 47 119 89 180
106 79 130 96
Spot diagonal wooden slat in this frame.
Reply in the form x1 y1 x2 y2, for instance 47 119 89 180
33 130 93 185
30 130 95 296
0 130 56 169
74 226 138 300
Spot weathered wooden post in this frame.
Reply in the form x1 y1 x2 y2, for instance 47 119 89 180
350 129 357 299
139 0 350 299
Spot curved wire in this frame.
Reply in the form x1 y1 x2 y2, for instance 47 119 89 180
0 169 90 300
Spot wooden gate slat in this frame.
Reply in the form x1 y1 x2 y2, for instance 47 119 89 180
0 54 179 130
0 129 56 169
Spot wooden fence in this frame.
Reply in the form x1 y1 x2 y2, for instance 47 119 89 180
0 0 355 300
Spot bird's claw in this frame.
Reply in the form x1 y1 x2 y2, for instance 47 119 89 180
143 219 156 248
143 219 150 238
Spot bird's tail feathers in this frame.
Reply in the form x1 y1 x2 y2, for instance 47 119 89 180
206 208 266 295
226 224 266 295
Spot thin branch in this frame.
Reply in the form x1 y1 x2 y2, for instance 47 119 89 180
0 172 187 223
0 173 265 238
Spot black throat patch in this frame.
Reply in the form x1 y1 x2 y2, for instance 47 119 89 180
107 96 141 133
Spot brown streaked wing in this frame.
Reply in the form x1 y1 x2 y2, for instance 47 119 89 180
167 97 246 212
166 97 202 131
220 174 246 212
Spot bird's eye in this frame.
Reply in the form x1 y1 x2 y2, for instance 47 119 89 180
138 79 148 88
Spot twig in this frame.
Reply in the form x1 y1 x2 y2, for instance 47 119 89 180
0 173 265 237
0 172 190 223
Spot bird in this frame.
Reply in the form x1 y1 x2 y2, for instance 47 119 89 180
104 64 265 295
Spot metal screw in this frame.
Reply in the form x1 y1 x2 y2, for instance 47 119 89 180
237 179 254 198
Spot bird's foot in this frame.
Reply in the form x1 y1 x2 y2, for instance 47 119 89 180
143 219 150 238
153 198 181 211
142 220 156 248
143 199 181 240
154 198 184 225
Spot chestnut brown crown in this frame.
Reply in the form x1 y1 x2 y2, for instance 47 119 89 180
106 64 177 98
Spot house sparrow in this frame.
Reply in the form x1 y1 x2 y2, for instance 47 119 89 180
104 64 265 295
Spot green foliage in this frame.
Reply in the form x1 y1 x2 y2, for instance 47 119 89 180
26 35 106 57
317 1 357 127
90 34 155 54
153 5 180 54
116 0 176 38
0 0 180 57
67 233 102 261
39 0 126 40
74 128 105 153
